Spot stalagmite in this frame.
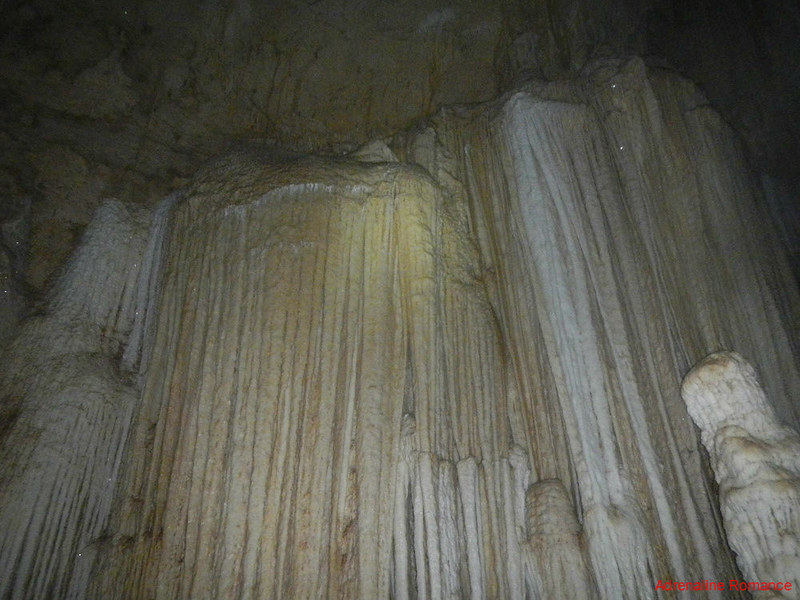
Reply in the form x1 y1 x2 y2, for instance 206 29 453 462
681 352 800 598
525 479 597 598
0 58 799 598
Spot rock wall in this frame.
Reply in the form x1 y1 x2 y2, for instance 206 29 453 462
0 59 799 598
2 0 798 305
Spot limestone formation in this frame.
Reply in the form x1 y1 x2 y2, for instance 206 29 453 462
86 154 533 598
403 56 800 596
0 59 798 598
682 352 800 598
525 479 598 598
0 200 150 599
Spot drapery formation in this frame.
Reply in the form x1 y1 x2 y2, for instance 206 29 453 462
1 58 799 599
89 156 532 598
0 200 149 599
397 57 800 596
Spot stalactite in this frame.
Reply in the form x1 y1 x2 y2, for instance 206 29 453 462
682 352 800 598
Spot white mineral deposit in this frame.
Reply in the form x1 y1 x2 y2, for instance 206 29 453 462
1 3 799 598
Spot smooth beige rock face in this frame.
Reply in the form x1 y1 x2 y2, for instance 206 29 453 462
682 352 800 599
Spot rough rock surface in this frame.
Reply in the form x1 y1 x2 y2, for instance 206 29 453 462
0 200 150 599
0 57 798 599
682 352 800 599
1 0 798 297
